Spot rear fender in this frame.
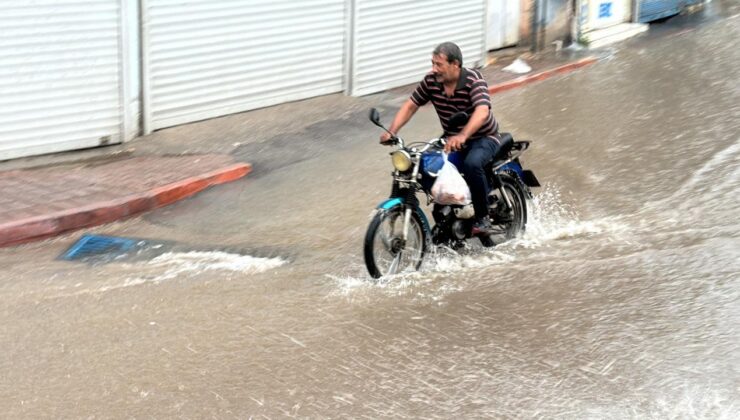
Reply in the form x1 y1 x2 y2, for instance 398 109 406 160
497 161 540 188
497 161 525 180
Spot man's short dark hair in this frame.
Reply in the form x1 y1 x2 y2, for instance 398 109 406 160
433 42 463 67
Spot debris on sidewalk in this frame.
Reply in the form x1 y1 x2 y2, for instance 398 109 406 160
502 58 532 74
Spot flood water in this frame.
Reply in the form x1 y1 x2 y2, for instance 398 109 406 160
1 9 739 419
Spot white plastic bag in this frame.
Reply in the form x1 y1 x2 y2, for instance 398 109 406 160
431 157 471 205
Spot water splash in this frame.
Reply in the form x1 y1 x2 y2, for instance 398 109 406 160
521 184 629 246
42 251 287 298
326 270 446 303
95 252 286 294
145 251 287 281
330 184 629 297
428 247 516 271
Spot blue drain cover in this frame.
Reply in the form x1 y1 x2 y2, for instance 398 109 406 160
61 234 139 261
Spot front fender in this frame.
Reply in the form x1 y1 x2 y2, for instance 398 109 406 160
376 198 431 233
377 197 404 211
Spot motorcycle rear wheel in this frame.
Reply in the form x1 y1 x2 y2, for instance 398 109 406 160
481 175 528 247
364 207 427 278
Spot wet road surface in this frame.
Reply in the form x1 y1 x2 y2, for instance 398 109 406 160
1 7 739 418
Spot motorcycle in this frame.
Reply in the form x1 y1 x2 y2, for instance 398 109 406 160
363 108 540 278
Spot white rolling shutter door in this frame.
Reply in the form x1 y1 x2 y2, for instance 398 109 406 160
351 0 486 96
0 0 125 161
487 0 520 50
143 0 346 132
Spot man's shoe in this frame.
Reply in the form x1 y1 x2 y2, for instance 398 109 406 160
471 218 494 236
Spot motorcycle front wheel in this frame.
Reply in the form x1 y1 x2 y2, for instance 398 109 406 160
364 206 427 278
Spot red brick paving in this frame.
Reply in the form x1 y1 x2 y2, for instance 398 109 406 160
480 49 598 89
0 155 250 247
486 57 599 96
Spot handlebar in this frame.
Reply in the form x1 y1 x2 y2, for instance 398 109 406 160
381 135 400 146
416 137 446 153
381 135 446 152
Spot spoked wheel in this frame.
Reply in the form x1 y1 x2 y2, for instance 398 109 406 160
364 206 427 278
480 174 527 247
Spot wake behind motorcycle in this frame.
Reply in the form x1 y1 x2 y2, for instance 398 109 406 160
364 108 540 278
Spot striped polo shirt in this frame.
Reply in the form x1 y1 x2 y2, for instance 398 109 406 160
410 68 498 141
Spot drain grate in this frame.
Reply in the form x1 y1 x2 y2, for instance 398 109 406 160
61 234 139 261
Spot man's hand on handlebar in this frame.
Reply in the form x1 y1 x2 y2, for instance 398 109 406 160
379 131 397 145
444 134 467 153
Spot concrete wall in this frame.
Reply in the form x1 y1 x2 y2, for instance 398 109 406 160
543 0 575 46
519 0 575 49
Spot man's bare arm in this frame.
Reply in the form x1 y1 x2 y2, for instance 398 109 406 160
459 105 489 139
380 99 420 143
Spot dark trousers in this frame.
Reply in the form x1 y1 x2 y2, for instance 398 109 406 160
457 136 500 219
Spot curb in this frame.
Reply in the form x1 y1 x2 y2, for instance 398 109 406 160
0 162 251 248
488 57 599 95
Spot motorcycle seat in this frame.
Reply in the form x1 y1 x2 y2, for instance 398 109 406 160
494 132 514 161
480 133 515 176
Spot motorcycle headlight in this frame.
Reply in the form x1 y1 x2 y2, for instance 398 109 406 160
391 150 412 172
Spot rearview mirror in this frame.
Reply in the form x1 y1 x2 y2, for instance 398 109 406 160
369 108 381 126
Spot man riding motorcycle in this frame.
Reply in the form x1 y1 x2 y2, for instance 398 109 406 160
380 41 502 235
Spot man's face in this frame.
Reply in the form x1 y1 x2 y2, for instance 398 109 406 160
432 53 458 84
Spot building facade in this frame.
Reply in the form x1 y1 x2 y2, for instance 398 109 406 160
1 0 699 160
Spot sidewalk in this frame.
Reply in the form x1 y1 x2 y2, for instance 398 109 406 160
481 47 599 95
0 48 598 248
0 155 250 247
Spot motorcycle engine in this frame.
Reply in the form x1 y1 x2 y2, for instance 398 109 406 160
433 204 474 241
453 204 475 219
451 220 468 240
